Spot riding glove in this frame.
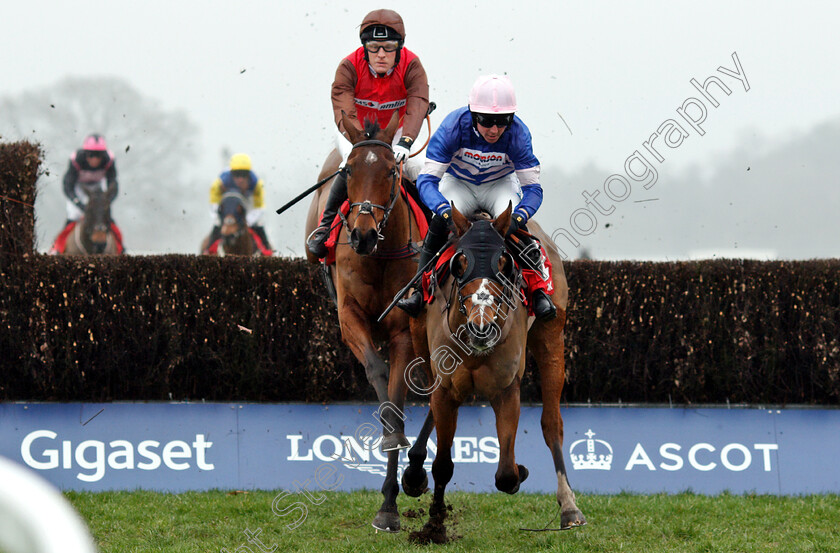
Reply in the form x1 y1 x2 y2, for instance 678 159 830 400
393 136 413 163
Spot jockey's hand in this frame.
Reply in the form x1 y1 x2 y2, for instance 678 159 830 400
394 136 413 164
507 213 526 237
440 208 456 233
72 197 84 210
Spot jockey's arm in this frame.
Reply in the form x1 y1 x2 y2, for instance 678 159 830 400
510 123 544 221
331 60 361 136
105 163 119 202
417 164 451 217
401 58 430 141
246 179 266 227
209 177 223 224
514 167 543 221
416 110 461 216
62 160 81 205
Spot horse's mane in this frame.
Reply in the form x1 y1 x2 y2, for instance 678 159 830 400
362 119 384 140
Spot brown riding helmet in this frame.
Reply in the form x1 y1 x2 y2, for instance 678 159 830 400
359 9 406 40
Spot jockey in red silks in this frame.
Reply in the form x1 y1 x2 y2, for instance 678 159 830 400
306 9 430 259
49 134 124 254
398 75 557 321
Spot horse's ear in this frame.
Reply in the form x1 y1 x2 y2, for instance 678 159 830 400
451 203 470 237
493 202 513 237
341 111 362 144
382 110 400 144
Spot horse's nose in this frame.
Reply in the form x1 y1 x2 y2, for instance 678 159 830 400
466 320 489 340
350 228 378 255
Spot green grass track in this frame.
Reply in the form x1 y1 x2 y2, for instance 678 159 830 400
66 490 840 552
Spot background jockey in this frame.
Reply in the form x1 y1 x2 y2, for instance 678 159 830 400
207 153 272 251
50 134 123 252
306 8 430 259
398 75 557 321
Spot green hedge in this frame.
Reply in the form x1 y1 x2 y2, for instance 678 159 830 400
2 141 839 404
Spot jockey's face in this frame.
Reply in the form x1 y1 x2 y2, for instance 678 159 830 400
85 152 104 168
232 174 250 193
365 41 397 75
476 121 507 144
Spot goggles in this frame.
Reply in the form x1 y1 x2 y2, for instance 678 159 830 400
473 112 514 128
364 40 400 53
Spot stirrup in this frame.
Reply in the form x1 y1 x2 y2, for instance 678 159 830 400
306 226 330 257
396 290 424 318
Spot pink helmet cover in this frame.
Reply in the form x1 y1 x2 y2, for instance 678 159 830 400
468 75 517 114
82 134 108 151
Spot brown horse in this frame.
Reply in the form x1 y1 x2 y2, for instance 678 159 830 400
62 187 120 255
304 112 425 532
201 192 260 256
401 205 586 538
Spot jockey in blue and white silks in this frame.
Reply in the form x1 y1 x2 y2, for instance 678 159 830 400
417 106 543 222
398 74 556 321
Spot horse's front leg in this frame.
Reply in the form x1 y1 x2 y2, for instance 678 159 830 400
528 310 586 529
370 327 415 532
490 376 529 494
337 301 405 446
402 408 434 497
415 386 460 544
402 312 435 497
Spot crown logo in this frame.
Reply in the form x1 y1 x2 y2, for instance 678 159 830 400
569 429 613 470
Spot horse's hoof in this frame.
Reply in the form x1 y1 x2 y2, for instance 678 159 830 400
401 468 428 497
372 510 400 533
560 509 587 530
381 433 410 451
517 464 529 484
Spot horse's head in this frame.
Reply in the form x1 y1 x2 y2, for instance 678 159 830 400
82 186 113 254
340 110 400 256
218 192 248 247
448 203 519 354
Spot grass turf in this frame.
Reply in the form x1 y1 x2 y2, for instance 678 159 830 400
66 490 840 552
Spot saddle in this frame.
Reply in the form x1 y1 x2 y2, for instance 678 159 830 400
205 229 272 256
49 221 125 254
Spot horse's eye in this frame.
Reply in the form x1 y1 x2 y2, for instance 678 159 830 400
499 253 516 280
450 253 467 279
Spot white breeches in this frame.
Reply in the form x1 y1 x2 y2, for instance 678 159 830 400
437 172 523 219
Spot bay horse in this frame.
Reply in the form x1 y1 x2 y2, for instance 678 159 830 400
402 205 586 540
303 111 425 532
62 186 120 255
202 192 260 256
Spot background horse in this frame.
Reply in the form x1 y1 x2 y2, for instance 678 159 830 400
303 112 425 532
62 186 120 255
201 192 259 256
402 205 586 540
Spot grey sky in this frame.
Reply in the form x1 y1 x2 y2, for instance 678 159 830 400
3 1 839 258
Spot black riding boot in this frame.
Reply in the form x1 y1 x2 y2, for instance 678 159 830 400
307 170 347 258
252 225 272 252
508 228 557 321
397 214 451 318
208 225 221 246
